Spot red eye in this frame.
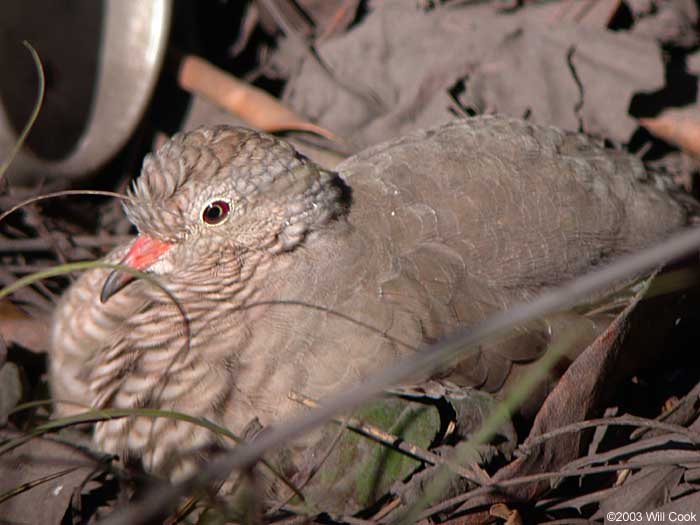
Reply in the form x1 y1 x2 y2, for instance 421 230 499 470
202 200 231 225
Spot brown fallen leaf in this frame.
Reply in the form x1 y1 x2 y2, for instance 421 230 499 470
490 502 524 525
0 299 50 353
177 54 341 143
640 108 700 158
0 433 104 523
474 274 654 504
553 0 623 28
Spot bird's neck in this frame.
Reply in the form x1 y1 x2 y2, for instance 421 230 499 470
160 249 273 306
90 249 274 409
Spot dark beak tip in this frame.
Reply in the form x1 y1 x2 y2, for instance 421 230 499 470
100 269 134 304
99 287 112 304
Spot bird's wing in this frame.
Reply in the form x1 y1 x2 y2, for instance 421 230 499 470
260 116 687 407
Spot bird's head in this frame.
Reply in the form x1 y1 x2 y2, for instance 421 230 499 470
101 126 349 303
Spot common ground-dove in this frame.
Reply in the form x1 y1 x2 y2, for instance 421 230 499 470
50 116 690 483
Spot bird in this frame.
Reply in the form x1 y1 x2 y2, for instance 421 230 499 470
49 115 690 485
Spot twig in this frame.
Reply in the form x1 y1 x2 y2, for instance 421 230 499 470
416 456 700 520
630 380 700 440
566 433 697 473
516 415 700 456
0 234 133 252
369 495 401 521
0 190 129 225
0 467 80 504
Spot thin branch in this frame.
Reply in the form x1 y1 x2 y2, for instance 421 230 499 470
415 456 700 520
0 234 133 252
0 190 129 224
517 415 700 456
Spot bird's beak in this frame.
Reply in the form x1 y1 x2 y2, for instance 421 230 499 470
100 235 172 303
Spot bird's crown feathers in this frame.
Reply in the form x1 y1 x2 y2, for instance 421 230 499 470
123 126 349 250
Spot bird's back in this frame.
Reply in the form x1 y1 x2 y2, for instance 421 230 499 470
234 116 687 425
343 116 685 295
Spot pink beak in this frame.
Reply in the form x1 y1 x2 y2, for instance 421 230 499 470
100 235 172 303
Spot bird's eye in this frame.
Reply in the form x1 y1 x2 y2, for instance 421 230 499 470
202 200 231 225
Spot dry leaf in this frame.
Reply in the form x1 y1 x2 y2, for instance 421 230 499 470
640 108 700 158
0 433 101 523
178 54 340 142
486 276 653 502
490 502 524 525
0 299 49 353
552 0 623 28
